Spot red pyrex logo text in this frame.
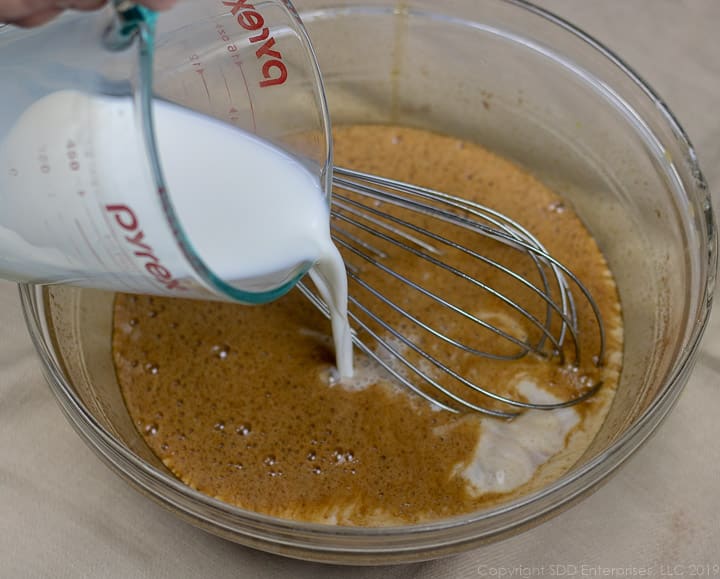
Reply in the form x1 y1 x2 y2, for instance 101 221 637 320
106 204 186 292
223 0 288 88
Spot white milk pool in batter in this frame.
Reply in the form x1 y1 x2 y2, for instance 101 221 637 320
0 90 353 376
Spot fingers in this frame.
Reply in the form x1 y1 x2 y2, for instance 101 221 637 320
8 5 62 26
0 0 56 21
55 0 106 11
137 0 177 10
1 0 102 26
1 0 177 27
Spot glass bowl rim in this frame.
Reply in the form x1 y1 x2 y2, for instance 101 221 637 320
18 0 718 553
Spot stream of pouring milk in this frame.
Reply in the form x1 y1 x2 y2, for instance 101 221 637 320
0 91 353 377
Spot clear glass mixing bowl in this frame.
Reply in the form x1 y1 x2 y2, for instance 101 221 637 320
20 0 716 565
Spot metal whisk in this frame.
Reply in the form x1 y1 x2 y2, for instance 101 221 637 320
298 167 606 418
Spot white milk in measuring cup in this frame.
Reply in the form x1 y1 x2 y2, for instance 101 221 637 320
0 89 353 376
0 0 339 302
0 90 353 374
0 89 335 294
0 3 354 377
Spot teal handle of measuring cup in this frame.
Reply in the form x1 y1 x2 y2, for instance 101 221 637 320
103 2 312 305
103 1 157 51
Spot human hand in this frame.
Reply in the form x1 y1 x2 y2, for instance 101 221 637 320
0 0 176 28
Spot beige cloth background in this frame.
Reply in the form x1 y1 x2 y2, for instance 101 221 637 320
2 1 719 576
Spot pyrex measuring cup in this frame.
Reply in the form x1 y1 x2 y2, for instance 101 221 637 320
0 0 332 303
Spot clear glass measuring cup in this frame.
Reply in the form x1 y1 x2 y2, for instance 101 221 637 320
0 0 332 304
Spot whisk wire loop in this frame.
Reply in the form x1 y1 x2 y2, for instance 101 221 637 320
332 196 577 361
302 167 606 416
